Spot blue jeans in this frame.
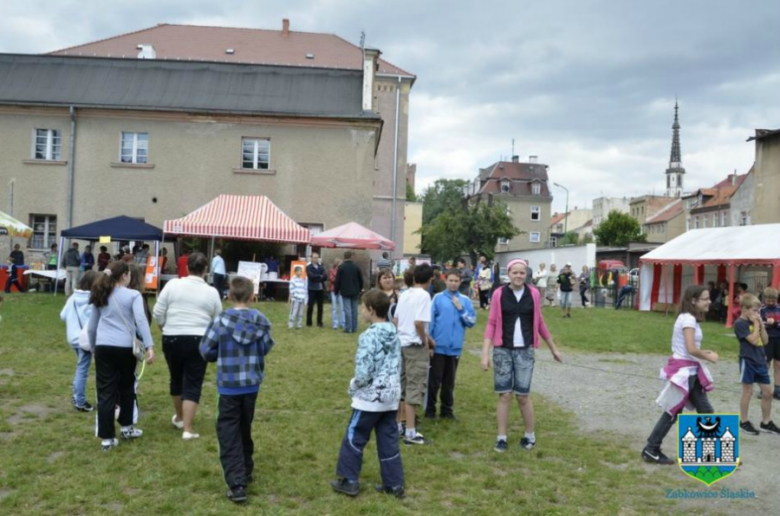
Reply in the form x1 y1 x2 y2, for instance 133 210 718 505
330 292 345 329
72 347 92 406
342 295 359 332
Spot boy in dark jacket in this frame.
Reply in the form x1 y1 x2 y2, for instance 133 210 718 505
200 276 275 504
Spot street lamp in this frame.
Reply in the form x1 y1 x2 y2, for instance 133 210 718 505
553 182 569 236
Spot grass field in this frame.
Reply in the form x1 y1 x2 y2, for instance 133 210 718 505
0 294 726 514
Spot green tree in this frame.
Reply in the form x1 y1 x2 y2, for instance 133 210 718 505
581 233 594 244
405 182 417 202
593 210 647 247
419 179 468 225
420 198 520 264
562 231 579 246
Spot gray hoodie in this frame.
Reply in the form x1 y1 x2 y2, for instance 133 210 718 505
60 289 93 348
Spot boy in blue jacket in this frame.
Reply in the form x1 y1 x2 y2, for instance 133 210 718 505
425 269 476 420
200 276 275 504
331 289 404 498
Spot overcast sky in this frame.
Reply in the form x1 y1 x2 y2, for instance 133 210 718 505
4 0 779 213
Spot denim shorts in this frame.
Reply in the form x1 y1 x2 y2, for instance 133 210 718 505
493 347 535 395
560 291 572 308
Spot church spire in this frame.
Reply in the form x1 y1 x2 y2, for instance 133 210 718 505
665 100 685 197
669 100 682 167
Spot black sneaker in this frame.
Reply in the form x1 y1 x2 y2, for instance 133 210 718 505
740 421 760 435
520 437 536 451
759 420 780 434
397 424 406 439
440 414 458 421
773 392 780 401
423 412 438 420
330 478 361 497
494 439 508 453
641 447 675 465
403 432 430 445
75 402 94 412
374 484 405 499
226 486 247 504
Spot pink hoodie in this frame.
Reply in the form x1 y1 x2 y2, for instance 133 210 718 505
484 285 550 348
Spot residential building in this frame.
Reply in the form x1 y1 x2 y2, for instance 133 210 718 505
592 196 630 229
643 199 685 243
471 155 553 251
629 195 675 230
729 167 755 227
682 173 747 231
747 129 780 225
403 201 422 255
0 21 415 262
549 207 593 246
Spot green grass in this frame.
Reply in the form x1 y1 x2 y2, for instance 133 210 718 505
0 295 703 514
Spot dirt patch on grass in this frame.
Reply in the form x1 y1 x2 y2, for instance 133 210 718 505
7 404 57 426
0 432 17 441
47 452 65 464
0 369 13 376
530 350 777 513
0 488 13 500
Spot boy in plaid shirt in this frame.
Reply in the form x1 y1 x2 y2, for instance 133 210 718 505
200 276 275 504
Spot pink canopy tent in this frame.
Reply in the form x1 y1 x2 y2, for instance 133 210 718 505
310 222 395 250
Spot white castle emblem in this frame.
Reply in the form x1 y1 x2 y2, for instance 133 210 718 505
680 416 736 464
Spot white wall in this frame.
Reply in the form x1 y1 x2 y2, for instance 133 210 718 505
496 243 596 271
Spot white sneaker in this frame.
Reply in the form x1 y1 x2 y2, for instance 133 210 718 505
120 426 143 439
101 438 119 451
182 431 200 440
171 414 184 430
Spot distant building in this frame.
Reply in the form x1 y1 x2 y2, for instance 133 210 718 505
665 102 686 198
682 173 747 231
406 163 417 195
629 195 675 231
470 155 553 251
403 201 422 255
549 208 593 246
747 129 780 225
643 199 684 243
592 197 630 229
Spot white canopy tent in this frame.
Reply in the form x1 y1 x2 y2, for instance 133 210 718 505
639 224 780 327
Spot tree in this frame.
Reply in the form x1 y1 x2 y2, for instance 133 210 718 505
405 182 417 202
419 179 468 225
562 231 579 246
581 233 594 244
420 198 520 264
593 210 647 247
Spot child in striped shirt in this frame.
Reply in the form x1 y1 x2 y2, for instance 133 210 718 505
288 266 307 329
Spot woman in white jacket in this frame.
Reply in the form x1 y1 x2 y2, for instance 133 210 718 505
60 271 101 411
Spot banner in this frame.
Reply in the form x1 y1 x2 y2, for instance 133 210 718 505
143 256 158 290
237 261 267 295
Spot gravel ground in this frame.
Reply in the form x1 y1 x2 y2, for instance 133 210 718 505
471 348 778 513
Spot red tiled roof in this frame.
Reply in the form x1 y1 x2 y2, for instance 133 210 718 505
49 23 414 77
477 161 551 197
550 212 568 226
690 186 738 212
645 199 684 224
712 174 747 189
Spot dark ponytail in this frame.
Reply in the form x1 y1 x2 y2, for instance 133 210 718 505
91 261 128 308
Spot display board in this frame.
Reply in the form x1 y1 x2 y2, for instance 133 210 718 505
237 261 268 295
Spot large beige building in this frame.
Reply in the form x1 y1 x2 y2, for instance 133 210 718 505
749 129 780 225
592 196 629 229
471 156 554 251
402 201 423 255
0 21 415 262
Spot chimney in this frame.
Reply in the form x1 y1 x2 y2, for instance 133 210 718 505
282 18 290 37
137 44 156 59
362 48 381 112
511 155 519 163
529 155 538 163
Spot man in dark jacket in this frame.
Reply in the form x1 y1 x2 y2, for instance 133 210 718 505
334 251 364 333
306 252 327 328
64 242 81 296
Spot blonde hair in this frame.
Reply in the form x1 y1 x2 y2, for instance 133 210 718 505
740 293 761 309
764 287 778 300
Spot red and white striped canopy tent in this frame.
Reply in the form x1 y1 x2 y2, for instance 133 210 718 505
163 195 311 243
310 221 395 250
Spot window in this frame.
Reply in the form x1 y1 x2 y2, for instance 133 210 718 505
530 206 541 221
33 129 61 160
529 232 541 243
242 138 270 170
713 213 719 228
120 132 149 164
550 236 558 247
740 211 750 226
500 180 511 193
686 217 691 231
694 216 700 229
497 237 508 245
721 211 728 227
531 182 541 195
30 214 57 249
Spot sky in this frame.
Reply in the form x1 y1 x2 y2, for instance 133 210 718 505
3 0 779 214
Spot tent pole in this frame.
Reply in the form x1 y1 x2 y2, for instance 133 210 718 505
726 263 735 328
154 239 160 297
54 236 64 295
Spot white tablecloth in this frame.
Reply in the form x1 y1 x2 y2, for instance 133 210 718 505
23 269 66 280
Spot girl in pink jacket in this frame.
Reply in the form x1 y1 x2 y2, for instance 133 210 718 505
481 259 562 453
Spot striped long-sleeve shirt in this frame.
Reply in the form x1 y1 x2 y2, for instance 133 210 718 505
289 276 307 302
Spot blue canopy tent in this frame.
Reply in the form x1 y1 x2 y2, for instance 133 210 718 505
55 216 164 294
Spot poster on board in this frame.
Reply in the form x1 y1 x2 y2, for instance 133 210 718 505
143 256 158 290
237 261 268 295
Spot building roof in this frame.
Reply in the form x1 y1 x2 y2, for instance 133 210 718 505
0 54 379 120
690 186 738 213
645 199 684 224
747 128 780 142
49 22 415 79
550 212 568 226
477 160 551 197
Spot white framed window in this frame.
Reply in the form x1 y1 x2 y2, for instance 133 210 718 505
497 237 508 245
530 206 541 222
713 213 719 227
721 211 728 227
694 216 700 229
29 214 57 249
500 180 511 193
242 138 271 170
120 132 149 164
33 129 62 160
740 211 750 226
529 232 541 243
531 182 541 195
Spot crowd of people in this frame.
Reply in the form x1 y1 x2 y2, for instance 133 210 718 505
3 241 776 504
